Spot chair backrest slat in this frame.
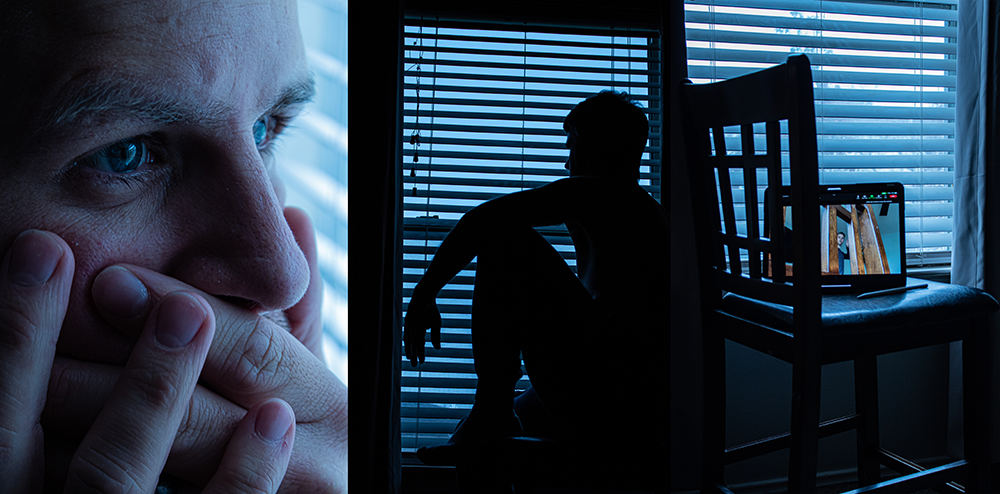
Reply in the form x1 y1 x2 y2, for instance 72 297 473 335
742 123 762 280
766 120 785 284
714 150 742 278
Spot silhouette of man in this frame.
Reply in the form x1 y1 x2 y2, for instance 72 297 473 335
403 90 668 491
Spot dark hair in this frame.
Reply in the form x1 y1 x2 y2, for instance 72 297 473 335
563 90 649 179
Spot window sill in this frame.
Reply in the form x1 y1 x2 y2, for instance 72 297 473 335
402 462 458 494
908 266 951 284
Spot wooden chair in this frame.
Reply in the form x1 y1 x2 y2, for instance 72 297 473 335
678 54 998 493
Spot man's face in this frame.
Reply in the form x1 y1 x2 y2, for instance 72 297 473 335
564 130 594 177
564 132 577 175
0 0 311 363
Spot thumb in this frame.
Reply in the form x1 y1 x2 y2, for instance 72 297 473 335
283 207 325 361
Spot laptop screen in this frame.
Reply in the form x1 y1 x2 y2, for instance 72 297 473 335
766 183 906 292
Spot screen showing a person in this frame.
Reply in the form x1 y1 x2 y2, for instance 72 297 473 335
770 184 904 284
820 199 901 277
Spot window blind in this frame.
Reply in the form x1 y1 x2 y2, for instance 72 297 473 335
275 0 349 383
685 0 958 267
399 17 662 453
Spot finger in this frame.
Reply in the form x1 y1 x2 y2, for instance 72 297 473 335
408 335 418 367
417 327 426 365
402 326 413 365
91 265 152 340
202 399 294 494
408 340 419 367
0 230 73 492
403 314 416 366
45 357 342 493
283 207 325 360
432 322 441 350
44 357 245 488
65 291 214 493
94 264 345 423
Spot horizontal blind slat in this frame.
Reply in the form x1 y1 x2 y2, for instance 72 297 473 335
404 18 662 37
406 31 657 50
684 0 958 21
686 48 957 71
685 30 956 55
687 66 955 88
684 11 956 38
406 70 660 86
404 88 663 106
403 46 655 64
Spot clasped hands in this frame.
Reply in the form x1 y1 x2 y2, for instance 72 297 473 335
0 208 346 493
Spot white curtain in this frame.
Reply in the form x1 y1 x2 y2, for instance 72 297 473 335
950 0 1000 462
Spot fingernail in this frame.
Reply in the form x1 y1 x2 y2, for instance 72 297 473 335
155 293 206 348
8 230 63 287
255 400 293 442
93 267 148 318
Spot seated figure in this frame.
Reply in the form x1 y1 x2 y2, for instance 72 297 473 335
404 90 668 491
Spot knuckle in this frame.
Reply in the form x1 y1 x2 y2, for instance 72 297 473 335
0 304 46 354
282 458 345 494
224 470 280 494
174 391 240 452
44 360 72 415
68 438 147 493
121 365 184 409
222 319 288 395
0 419 38 467
0 443 13 470
174 394 200 444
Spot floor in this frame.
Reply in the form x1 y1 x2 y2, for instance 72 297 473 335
402 464 658 494
814 482 939 494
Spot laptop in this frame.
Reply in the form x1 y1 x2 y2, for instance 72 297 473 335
763 183 906 293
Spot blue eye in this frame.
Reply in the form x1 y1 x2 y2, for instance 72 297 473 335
253 117 268 148
78 138 147 174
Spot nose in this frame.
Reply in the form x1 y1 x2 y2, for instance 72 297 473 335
161 141 309 313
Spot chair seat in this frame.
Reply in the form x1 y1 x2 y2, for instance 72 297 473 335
721 278 999 335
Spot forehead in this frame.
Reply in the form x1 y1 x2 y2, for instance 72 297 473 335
5 0 306 137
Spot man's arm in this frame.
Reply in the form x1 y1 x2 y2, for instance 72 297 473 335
404 178 590 365
413 178 585 299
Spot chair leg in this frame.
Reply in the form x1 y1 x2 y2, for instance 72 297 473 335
963 322 990 493
788 359 822 493
854 354 880 486
701 327 727 491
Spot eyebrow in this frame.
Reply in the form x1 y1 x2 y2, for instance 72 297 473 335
33 74 317 139
268 76 317 115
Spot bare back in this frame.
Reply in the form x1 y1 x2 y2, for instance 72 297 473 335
558 177 669 321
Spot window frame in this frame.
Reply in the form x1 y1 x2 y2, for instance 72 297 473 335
397 5 665 458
